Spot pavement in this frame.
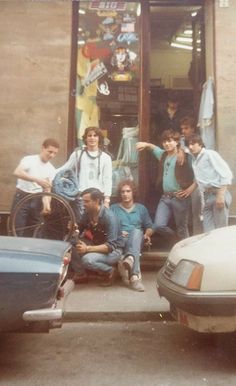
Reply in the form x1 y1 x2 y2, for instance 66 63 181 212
61 270 171 323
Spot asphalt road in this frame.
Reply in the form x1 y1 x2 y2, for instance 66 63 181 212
0 321 236 386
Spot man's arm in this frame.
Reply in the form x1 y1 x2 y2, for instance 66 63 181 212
13 164 51 190
136 142 156 151
76 241 109 255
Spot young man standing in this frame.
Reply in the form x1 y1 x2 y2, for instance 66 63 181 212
71 188 124 286
111 180 153 292
57 126 112 221
188 134 233 232
11 138 60 236
180 116 202 235
136 130 195 245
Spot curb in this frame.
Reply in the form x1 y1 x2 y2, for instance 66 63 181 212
63 311 173 323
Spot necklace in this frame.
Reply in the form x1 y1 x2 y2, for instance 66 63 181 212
85 148 102 159
164 154 176 176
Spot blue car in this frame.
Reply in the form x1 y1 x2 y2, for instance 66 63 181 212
0 236 73 333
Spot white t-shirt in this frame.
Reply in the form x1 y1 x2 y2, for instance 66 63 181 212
16 155 56 193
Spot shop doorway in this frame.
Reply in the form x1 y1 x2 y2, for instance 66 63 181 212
70 1 205 214
147 1 205 217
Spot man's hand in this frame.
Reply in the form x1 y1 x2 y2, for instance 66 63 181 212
176 182 197 199
215 193 225 209
215 187 227 209
104 197 110 208
144 234 152 246
76 240 88 255
176 148 185 166
36 178 52 190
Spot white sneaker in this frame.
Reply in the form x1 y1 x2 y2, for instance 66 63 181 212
130 274 145 292
117 260 130 285
122 255 134 279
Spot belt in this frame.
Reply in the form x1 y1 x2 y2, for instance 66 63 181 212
162 192 177 198
204 187 219 194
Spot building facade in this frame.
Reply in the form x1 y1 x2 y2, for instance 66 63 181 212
0 0 235 218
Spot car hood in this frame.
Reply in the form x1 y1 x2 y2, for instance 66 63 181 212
167 226 236 291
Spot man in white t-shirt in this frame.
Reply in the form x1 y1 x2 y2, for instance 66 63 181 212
11 138 59 236
57 127 112 222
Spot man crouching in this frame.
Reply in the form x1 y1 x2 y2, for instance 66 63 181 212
70 188 124 286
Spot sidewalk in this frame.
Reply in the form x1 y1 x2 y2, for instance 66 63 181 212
62 271 171 323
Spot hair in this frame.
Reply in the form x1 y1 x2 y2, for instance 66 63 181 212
81 188 104 204
180 116 196 129
161 129 180 143
167 91 179 104
82 127 104 147
188 134 205 147
42 138 60 149
117 179 138 201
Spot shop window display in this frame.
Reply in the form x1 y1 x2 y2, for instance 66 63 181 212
76 1 140 192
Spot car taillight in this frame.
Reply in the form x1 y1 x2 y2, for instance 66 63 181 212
63 250 71 265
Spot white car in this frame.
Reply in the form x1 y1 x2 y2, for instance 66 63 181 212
157 225 236 333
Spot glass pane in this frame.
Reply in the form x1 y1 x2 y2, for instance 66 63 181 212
76 1 141 193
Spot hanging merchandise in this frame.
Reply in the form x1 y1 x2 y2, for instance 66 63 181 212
198 77 215 149
112 126 138 195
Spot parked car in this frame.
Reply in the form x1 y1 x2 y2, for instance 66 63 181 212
0 236 74 333
157 225 236 333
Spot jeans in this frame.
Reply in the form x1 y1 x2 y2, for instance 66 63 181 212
203 190 232 232
11 190 42 237
123 228 144 275
71 247 123 274
154 194 190 240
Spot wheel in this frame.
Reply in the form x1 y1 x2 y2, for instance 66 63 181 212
8 192 76 241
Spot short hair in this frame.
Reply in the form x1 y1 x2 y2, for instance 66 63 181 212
117 179 138 201
81 188 104 204
188 134 205 147
167 91 179 104
42 138 60 149
180 116 196 129
161 129 180 143
82 127 104 147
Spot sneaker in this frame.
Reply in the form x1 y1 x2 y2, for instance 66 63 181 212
130 275 145 292
122 255 134 279
117 260 130 285
100 267 118 287
73 272 89 284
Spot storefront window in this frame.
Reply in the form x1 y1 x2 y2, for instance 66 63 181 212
76 1 140 193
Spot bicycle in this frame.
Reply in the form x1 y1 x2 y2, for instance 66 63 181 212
8 191 77 241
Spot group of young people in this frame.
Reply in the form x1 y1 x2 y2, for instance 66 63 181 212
11 121 233 292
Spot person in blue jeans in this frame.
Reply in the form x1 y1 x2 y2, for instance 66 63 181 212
111 180 153 292
188 134 233 232
70 188 124 286
136 130 196 246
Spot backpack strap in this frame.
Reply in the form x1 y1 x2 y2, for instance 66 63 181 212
75 147 85 178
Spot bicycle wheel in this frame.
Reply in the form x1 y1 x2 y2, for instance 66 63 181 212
8 192 76 241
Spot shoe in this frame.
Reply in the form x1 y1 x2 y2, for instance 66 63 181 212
122 255 134 279
73 272 89 284
100 267 117 287
130 275 145 292
117 260 130 285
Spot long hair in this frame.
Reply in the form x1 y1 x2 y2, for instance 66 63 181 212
82 127 104 148
117 179 138 201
